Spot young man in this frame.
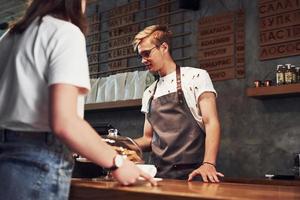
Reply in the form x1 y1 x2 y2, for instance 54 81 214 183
133 25 224 182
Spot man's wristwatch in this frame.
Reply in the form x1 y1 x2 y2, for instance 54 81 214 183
108 154 124 171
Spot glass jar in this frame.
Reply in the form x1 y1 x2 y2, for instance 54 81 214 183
102 129 144 164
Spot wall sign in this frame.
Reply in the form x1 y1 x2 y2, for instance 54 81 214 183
198 10 245 81
259 0 300 60
86 0 192 78
86 9 101 78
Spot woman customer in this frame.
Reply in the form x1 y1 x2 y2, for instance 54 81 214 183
0 0 156 199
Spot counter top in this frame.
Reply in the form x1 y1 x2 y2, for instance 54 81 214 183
70 178 300 200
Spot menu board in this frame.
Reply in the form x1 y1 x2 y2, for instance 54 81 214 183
259 0 300 60
198 10 245 81
86 6 101 78
86 0 192 78
106 1 140 71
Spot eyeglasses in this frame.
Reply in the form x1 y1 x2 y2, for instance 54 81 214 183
137 46 158 59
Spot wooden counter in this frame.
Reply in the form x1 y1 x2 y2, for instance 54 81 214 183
70 178 300 200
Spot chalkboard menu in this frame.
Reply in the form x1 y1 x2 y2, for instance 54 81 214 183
86 0 192 78
259 0 300 60
198 10 245 81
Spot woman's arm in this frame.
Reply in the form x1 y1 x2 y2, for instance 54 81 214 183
49 84 156 185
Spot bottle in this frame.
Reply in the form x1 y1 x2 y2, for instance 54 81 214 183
284 64 293 84
291 65 297 83
276 64 284 85
296 67 300 83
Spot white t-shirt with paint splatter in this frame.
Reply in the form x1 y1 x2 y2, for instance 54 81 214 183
141 67 216 130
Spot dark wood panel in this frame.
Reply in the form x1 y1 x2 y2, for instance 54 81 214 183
260 39 300 60
259 0 300 18
108 35 134 49
208 68 236 81
108 24 140 38
198 10 245 81
236 11 245 31
236 54 245 67
260 10 300 31
107 1 140 17
108 59 127 70
198 34 233 49
235 67 245 79
85 99 142 111
70 186 193 200
86 33 100 44
198 23 233 38
87 53 99 64
199 56 234 70
89 65 99 74
236 44 245 54
108 14 135 28
260 25 300 45
258 1 300 60
107 46 135 60
236 31 245 43
223 177 300 186
199 45 234 60
70 178 300 200
86 1 191 78
199 12 234 27
88 23 100 34
259 0 274 4
246 83 300 98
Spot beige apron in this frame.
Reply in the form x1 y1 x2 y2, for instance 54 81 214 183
147 66 205 179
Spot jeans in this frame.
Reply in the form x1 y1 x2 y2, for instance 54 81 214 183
0 130 74 200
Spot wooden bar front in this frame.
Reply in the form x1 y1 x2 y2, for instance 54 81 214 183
70 178 300 200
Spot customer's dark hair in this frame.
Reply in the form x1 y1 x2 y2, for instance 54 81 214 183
10 0 88 35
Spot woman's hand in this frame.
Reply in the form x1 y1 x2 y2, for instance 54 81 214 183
112 159 157 186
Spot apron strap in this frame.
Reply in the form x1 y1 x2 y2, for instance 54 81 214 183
148 77 159 117
176 65 184 104
148 64 184 116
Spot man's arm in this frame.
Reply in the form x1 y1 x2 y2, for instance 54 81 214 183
200 92 220 165
188 92 224 182
134 115 153 152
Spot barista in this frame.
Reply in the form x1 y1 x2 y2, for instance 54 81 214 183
133 25 224 182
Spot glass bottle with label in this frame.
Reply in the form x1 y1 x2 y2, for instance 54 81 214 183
284 64 293 84
291 65 297 83
276 64 285 85
296 67 300 83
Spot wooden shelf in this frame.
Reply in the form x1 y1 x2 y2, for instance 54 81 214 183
246 83 300 98
84 99 142 111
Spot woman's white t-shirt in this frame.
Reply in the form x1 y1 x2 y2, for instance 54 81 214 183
141 67 216 130
0 15 90 132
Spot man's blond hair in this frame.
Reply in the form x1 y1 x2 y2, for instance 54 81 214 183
132 25 172 51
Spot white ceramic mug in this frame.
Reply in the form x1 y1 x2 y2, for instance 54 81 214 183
136 164 157 177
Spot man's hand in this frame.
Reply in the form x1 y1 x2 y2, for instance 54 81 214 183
188 163 224 182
